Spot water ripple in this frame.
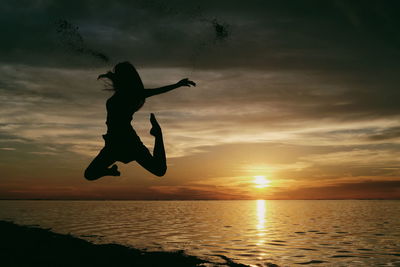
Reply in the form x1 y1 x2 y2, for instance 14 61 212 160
0 200 399 266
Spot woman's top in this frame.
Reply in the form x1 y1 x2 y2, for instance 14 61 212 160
105 91 145 136
103 91 147 162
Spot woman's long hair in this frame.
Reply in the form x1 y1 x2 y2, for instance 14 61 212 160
99 62 145 111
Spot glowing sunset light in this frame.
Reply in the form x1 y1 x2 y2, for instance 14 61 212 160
1 1 400 202
253 176 271 188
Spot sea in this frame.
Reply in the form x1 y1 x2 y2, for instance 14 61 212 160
0 200 398 266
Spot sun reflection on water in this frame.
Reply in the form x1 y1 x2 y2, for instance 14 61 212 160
256 199 266 230
256 200 267 251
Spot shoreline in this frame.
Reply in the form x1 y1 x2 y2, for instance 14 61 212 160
0 220 251 267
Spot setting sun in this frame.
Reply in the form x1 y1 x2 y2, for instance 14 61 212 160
253 176 271 188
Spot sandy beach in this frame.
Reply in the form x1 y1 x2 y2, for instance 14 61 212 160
0 220 250 267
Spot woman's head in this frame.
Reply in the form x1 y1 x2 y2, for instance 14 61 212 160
99 62 144 93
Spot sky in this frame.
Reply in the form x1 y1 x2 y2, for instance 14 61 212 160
1 0 399 200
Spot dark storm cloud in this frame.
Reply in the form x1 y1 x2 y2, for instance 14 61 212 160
2 0 400 71
0 0 207 67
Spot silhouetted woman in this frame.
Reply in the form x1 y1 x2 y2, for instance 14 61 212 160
84 62 196 180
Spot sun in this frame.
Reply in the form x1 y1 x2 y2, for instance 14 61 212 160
253 175 271 188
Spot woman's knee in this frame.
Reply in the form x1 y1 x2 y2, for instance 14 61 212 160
153 164 167 177
84 167 99 181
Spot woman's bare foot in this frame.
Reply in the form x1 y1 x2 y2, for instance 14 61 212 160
150 113 162 137
109 164 120 176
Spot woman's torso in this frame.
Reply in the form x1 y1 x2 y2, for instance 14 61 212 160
105 92 144 136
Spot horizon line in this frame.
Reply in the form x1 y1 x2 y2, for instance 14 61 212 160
0 198 399 201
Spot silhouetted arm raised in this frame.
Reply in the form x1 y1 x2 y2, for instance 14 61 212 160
144 78 196 98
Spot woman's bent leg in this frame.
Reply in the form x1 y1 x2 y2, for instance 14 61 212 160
84 148 119 181
136 143 167 177
136 114 167 177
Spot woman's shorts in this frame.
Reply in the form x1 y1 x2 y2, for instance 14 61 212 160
102 133 150 163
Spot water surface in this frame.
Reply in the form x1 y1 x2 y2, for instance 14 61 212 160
0 200 399 266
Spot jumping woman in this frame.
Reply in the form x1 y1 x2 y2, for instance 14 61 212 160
84 62 196 180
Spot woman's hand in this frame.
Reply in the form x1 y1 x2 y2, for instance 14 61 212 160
150 113 162 137
177 78 196 87
144 79 196 98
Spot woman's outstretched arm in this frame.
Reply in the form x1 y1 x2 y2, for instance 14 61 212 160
144 78 196 98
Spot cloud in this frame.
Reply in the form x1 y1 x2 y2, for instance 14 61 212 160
1 64 399 169
367 126 400 141
2 0 400 72
149 184 250 200
0 147 15 151
0 181 249 200
1 1 400 199
270 180 400 199
3 177 398 200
